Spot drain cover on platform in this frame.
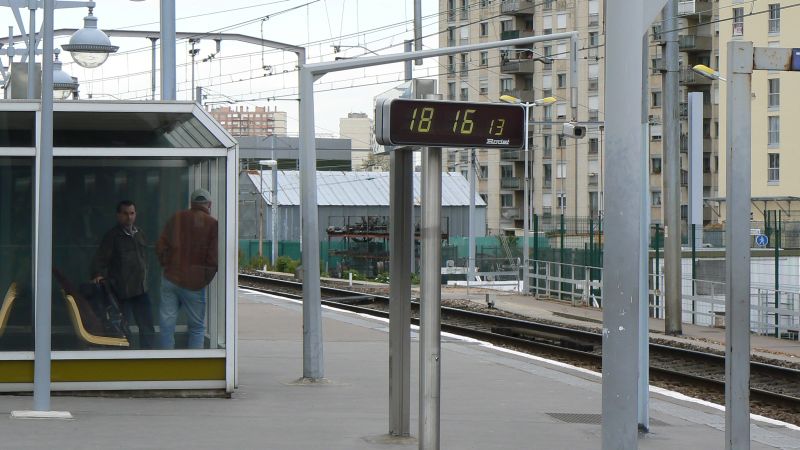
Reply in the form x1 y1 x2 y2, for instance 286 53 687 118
546 413 669 427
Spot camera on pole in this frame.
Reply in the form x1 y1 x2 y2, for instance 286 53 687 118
562 122 587 139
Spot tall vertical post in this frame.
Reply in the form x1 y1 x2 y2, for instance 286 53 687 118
725 40 752 450
389 148 413 437
638 31 650 431
271 162 278 267
298 57 324 380
522 105 530 294
602 1 655 447
419 146 442 450
33 0 55 412
27 7 36 99
413 0 422 65
160 0 176 100
663 0 682 335
468 148 476 287
149 37 157 101
258 166 264 258
688 92 703 248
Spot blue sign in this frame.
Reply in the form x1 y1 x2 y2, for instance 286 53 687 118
794 48 800 71
756 234 769 247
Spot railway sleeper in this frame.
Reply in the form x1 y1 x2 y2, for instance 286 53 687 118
492 326 596 352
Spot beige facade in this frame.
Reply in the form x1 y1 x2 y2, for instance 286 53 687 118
718 1 800 222
209 105 287 137
438 0 604 235
647 1 721 227
339 112 375 171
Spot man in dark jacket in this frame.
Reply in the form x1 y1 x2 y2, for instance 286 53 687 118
91 200 156 348
156 188 218 349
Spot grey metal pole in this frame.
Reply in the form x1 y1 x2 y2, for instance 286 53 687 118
602 0 647 446
195 86 202 106
688 92 703 248
522 105 530 294
638 31 651 432
33 0 54 412
258 166 264 258
271 162 278 267
160 0 176 100
149 37 157 100
190 39 197 101
570 34 579 217
413 0 421 65
419 146 442 450
663 0 682 335
27 6 35 99
389 148 413 437
388 39 414 437
298 57 324 380
468 149 476 288
725 40 752 450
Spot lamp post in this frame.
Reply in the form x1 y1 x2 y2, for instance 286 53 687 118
2 0 116 418
499 94 556 295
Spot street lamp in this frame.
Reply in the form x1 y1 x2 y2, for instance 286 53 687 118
52 49 78 99
259 159 279 268
499 94 556 295
691 64 726 81
61 7 118 68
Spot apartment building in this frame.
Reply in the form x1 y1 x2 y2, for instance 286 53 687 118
647 0 721 227
339 112 376 171
718 1 800 222
438 0 604 235
209 105 287 137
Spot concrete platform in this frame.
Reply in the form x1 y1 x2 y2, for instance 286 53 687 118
1 288 798 449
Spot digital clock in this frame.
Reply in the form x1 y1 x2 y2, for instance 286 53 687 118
375 99 525 149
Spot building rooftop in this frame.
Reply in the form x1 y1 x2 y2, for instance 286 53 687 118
245 170 486 207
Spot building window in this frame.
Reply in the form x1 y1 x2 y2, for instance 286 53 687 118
733 7 744 36
460 53 468 75
479 78 488 96
651 91 662 108
500 193 514 207
556 103 566 120
480 51 488 66
557 73 566 88
543 164 552 188
557 13 567 30
651 191 662 207
768 116 779 146
500 78 513 92
651 157 662 174
557 161 567 178
479 165 488 178
557 193 567 209
588 138 598 154
447 82 456 100
768 78 780 109
501 164 513 178
557 133 567 147
768 153 780 183
460 86 469 101
479 21 489 37
543 0 553 10
447 55 455 74
768 3 780 33
480 0 489 7
447 0 456 21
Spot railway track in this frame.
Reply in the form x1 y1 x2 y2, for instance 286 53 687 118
239 273 800 424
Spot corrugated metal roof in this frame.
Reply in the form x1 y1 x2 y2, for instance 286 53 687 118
245 171 486 207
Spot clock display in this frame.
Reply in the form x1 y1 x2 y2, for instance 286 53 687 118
381 99 525 149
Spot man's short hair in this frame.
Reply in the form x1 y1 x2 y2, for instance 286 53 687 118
190 188 212 204
117 200 136 213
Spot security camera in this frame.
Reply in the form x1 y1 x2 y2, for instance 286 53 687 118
562 122 587 139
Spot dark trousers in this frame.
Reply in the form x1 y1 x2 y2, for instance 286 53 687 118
121 293 156 349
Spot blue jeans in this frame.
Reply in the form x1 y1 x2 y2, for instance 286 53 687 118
159 276 206 349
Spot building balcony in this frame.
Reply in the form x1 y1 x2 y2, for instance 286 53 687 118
501 177 523 189
501 206 521 220
678 0 712 17
500 29 535 40
501 148 522 160
501 59 537 74
500 0 534 15
500 88 537 103
679 68 712 86
678 34 712 52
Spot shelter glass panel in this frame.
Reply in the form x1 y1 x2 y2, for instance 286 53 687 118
0 157 34 351
0 111 35 147
51 156 227 351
